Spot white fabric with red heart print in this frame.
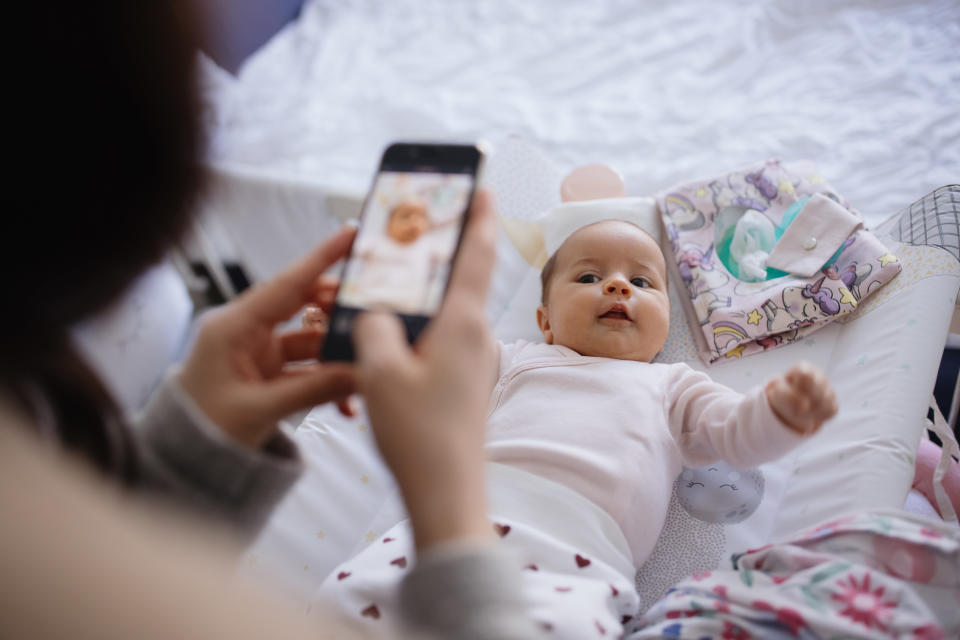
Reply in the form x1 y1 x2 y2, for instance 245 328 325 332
316 463 640 638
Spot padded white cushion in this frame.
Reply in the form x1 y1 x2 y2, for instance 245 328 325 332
243 410 402 601
771 244 960 538
636 241 960 608
244 141 960 610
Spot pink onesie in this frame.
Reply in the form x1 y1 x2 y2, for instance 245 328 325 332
486 340 807 566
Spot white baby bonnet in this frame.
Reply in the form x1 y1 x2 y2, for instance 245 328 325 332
541 197 662 257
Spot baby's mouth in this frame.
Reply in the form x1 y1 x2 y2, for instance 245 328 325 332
599 304 631 321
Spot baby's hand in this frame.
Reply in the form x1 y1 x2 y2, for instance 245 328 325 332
301 305 327 331
765 361 838 435
300 274 340 330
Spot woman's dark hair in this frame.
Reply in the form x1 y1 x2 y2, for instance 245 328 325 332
3 1 204 481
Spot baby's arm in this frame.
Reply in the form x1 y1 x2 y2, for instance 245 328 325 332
667 361 836 468
764 361 837 435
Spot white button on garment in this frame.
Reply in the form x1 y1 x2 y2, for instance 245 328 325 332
803 236 818 250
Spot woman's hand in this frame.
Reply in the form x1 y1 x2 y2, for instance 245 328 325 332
353 191 499 551
765 361 838 435
177 227 358 450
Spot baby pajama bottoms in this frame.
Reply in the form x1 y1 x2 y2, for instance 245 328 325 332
316 463 640 638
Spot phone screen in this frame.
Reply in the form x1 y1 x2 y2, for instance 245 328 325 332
338 170 474 316
322 143 481 361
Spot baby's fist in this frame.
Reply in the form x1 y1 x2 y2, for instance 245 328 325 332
301 305 327 330
765 361 837 434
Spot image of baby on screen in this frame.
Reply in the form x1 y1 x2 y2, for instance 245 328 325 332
338 172 471 315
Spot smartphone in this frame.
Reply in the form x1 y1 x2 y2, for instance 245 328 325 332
321 142 484 361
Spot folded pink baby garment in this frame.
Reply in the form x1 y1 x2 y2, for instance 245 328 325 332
657 159 901 364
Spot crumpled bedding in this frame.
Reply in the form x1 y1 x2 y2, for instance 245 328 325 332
629 509 960 639
202 0 959 229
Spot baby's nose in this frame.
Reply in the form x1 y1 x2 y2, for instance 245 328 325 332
605 278 631 296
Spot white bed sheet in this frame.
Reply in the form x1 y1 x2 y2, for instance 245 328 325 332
203 0 959 252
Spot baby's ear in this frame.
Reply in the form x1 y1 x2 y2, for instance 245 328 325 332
536 305 554 344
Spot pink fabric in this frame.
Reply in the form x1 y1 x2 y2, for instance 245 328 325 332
560 164 626 202
912 439 960 519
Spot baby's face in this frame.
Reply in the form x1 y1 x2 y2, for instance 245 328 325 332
537 221 670 362
387 202 429 244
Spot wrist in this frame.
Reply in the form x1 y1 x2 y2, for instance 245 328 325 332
397 456 492 552
175 371 273 451
765 380 804 434
774 410 808 434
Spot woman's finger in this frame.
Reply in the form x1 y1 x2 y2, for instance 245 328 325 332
353 312 412 381
281 328 326 362
308 275 341 313
240 226 356 324
440 190 498 315
256 363 356 418
301 305 328 330
336 395 358 418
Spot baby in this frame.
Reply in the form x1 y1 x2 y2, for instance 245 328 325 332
338 201 449 315
383 201 430 244
487 219 835 555
318 219 837 637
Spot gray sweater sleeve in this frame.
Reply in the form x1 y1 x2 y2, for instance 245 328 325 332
133 373 303 538
400 546 540 639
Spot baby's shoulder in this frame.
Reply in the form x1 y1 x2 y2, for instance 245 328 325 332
499 339 572 361
497 340 587 373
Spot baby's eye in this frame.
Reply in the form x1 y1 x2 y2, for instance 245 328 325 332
631 277 651 288
577 274 600 284
686 481 705 488
719 483 739 491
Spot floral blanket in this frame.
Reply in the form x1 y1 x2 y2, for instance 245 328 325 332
627 509 959 639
